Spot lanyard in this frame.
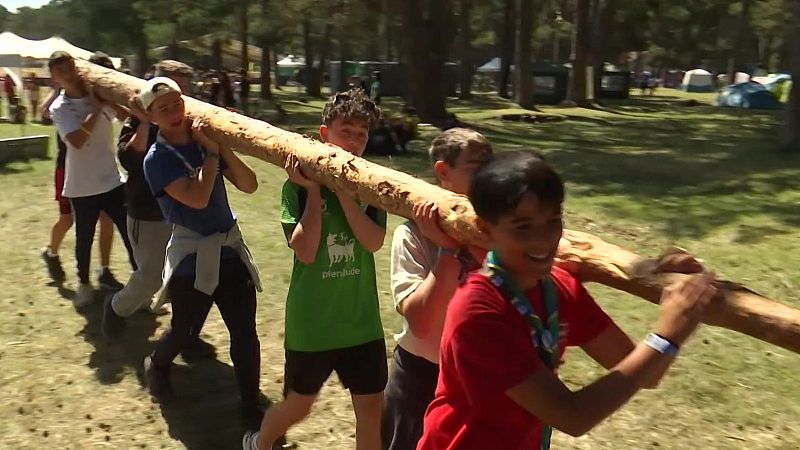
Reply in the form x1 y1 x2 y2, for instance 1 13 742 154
156 132 207 178
483 250 559 450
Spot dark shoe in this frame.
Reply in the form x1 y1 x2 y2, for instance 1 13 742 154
181 337 217 363
241 402 265 431
102 293 126 339
97 267 124 291
41 248 65 283
143 355 173 400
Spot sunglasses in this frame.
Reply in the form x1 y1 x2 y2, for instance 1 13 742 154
331 91 377 111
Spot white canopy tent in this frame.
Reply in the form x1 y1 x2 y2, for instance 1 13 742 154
0 31 122 78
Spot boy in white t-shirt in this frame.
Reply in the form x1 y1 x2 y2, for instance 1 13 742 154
48 51 136 308
382 128 492 450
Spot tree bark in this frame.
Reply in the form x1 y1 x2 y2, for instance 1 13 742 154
302 19 321 97
365 0 382 60
135 34 149 77
75 59 800 357
383 0 394 61
401 0 452 124
726 0 751 85
784 0 800 151
318 21 334 96
458 0 473 100
211 37 223 70
240 0 250 73
567 0 591 106
338 5 350 93
260 45 272 100
513 0 535 109
272 47 282 90
497 0 516 98
591 0 614 104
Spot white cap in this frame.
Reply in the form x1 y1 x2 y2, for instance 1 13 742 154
138 76 182 110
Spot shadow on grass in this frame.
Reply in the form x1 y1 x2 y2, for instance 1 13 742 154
71 290 275 449
373 95 797 241
75 291 159 385
157 361 249 450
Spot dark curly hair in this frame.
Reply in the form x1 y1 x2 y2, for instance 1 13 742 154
322 88 381 129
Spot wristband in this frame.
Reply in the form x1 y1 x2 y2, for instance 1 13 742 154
644 333 679 356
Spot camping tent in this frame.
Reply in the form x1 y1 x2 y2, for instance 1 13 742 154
681 68 714 92
477 57 501 73
0 31 122 78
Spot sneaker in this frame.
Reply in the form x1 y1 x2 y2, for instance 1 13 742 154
139 302 169 316
40 248 66 283
242 431 261 450
143 355 173 400
74 283 94 310
181 337 217 363
102 292 126 339
97 267 124 291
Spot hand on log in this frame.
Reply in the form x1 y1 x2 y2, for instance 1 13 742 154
73 59 800 356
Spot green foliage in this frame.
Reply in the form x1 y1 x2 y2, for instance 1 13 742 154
0 0 794 73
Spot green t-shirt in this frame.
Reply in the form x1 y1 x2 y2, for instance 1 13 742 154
280 181 387 352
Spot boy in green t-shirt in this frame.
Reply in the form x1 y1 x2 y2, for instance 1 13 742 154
244 89 386 450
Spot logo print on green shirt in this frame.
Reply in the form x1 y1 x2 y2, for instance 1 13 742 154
326 233 355 266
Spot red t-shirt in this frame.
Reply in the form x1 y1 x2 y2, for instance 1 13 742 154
417 266 613 450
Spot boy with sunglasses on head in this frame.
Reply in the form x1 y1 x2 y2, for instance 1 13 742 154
243 88 386 450
417 150 717 450
382 128 491 450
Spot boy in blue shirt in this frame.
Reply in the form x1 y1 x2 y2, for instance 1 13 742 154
140 77 265 428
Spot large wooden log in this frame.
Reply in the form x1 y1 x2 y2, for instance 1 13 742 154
76 60 800 355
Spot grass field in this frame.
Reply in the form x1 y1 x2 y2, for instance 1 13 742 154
0 89 799 450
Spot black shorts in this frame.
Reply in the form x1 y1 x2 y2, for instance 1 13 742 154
285 339 388 396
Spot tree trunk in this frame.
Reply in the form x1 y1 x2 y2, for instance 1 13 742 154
458 0 473 100
74 58 800 357
592 0 614 104
240 0 250 72
384 0 394 60
567 0 591 106
513 0 535 109
401 0 452 124
211 38 223 70
365 0 382 60
318 22 334 96
726 0 751 85
259 0 272 99
135 34 149 77
168 20 180 61
784 0 800 150
497 0 515 97
302 19 321 97
272 47 282 90
338 14 350 92
260 45 272 100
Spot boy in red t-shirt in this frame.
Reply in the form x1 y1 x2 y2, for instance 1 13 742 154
417 150 717 450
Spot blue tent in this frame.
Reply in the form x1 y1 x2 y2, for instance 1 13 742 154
715 82 782 110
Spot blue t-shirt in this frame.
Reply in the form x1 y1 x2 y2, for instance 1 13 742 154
143 138 237 276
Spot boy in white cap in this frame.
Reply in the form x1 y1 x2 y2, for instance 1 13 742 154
139 77 267 429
